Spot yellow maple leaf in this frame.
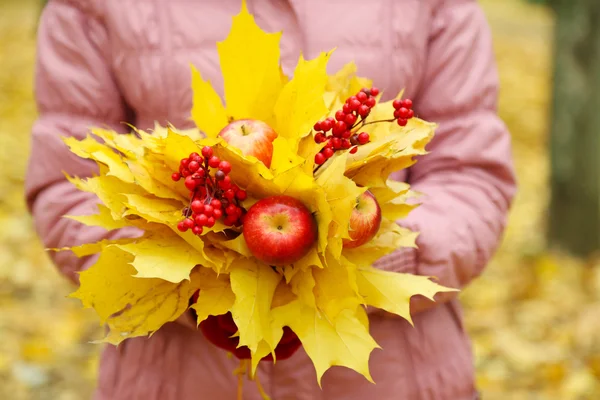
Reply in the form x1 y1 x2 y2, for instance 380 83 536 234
229 258 282 353
71 246 197 345
356 267 458 325
191 269 235 324
190 66 229 138
115 235 204 283
65 204 129 231
272 300 379 385
216 0 284 125
316 153 365 252
273 52 332 152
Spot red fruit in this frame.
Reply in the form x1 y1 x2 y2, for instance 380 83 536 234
350 146 358 154
226 204 238 216
349 99 362 111
370 87 380 96
206 217 216 228
195 214 208 226
392 99 403 110
342 191 382 248
323 147 334 158
180 158 190 168
315 152 326 165
356 91 368 103
401 99 413 109
335 110 346 121
185 176 197 191
397 118 408 127
221 176 231 188
171 173 181 181
358 105 370 117
215 170 226 181
177 221 188 232
204 205 214 217
332 121 347 136
365 97 376 108
218 161 232 174
201 146 213 159
331 137 342 150
213 209 223 219
397 107 410 119
321 119 333 132
342 103 352 114
341 139 351 149
224 215 238 226
344 113 357 126
357 132 370 145
192 226 203 235
314 133 326 143
225 190 235 201
218 119 278 167
211 199 222 209
208 156 221 168
235 190 247 201
407 109 414 118
342 130 352 139
188 160 200 173
190 152 201 162
243 195 318 266
191 200 204 214
183 218 195 230
181 169 191 178
313 121 323 131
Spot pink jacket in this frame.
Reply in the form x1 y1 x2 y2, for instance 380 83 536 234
27 0 516 399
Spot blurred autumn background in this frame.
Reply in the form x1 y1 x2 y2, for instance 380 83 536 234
1 0 599 398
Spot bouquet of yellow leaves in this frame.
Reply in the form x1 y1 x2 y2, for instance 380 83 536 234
56 1 456 397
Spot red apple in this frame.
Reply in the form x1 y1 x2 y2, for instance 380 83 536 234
243 195 317 266
342 190 382 249
218 119 278 167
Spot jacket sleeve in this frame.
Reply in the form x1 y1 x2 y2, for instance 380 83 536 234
26 1 138 285
373 0 517 312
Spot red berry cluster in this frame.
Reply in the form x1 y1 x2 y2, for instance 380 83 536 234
312 87 380 166
171 146 247 235
392 98 414 126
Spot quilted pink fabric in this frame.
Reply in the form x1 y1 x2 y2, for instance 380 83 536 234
26 0 516 399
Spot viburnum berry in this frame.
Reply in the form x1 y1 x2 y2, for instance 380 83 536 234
344 113 357 126
331 137 342 150
332 121 346 136
172 146 246 236
397 118 408 126
235 190 247 201
202 146 213 158
358 105 370 118
183 218 194 230
350 146 358 154
321 118 333 132
208 156 221 168
215 170 226 181
356 91 368 103
335 110 346 121
218 161 231 174
323 147 334 159
357 132 370 145
315 152 326 165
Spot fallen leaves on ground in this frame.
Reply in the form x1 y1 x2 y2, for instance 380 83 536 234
0 0 598 399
